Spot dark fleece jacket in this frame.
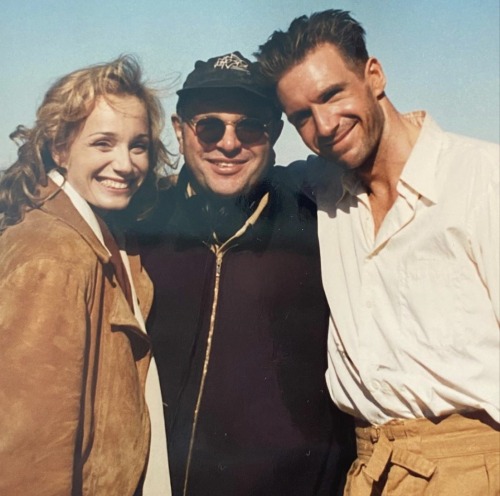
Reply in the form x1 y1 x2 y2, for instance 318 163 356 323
136 165 355 496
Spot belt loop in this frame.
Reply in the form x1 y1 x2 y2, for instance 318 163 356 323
370 426 380 443
385 425 396 441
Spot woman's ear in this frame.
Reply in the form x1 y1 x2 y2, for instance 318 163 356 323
51 146 67 169
171 114 185 155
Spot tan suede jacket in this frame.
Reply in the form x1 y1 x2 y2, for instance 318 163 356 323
0 182 154 495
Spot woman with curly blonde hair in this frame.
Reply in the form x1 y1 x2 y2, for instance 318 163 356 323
0 55 172 495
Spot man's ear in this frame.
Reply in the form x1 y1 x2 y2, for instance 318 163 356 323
171 114 185 155
365 57 386 98
270 119 284 145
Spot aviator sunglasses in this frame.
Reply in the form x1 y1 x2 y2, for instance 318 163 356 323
187 116 271 145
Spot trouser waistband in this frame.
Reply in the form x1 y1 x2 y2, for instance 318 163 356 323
354 411 499 482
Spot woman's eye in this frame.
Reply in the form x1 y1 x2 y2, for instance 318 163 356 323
131 142 149 153
93 140 112 149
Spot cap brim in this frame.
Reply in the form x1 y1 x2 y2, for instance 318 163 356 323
176 82 272 101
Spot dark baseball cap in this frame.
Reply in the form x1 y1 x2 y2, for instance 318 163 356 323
177 51 279 109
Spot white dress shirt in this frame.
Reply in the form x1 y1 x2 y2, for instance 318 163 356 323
311 113 499 425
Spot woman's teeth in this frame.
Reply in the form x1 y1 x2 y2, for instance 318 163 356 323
99 179 129 189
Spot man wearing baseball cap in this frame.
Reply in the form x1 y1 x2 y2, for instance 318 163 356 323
136 51 354 496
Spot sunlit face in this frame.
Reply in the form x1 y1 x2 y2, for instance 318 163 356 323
277 43 386 170
173 92 282 198
55 95 150 213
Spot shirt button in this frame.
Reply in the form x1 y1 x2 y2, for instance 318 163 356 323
371 380 380 391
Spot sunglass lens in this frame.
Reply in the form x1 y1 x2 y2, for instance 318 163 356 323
236 118 266 143
195 118 226 143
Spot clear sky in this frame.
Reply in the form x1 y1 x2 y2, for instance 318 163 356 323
1 0 498 170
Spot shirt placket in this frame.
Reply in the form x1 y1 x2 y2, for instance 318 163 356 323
355 185 421 418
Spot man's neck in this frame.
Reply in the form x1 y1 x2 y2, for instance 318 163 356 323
356 102 422 234
190 180 270 244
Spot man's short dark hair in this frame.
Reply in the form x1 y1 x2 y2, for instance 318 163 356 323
256 9 369 82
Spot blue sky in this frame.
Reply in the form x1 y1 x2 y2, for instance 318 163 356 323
1 0 498 170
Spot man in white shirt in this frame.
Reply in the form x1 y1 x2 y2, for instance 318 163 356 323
257 9 499 495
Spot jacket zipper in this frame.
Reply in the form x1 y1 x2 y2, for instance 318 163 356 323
182 250 223 496
181 191 269 495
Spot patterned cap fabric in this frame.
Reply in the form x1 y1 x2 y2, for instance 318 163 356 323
177 51 278 106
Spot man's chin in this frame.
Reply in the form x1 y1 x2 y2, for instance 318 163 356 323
206 186 246 200
318 149 361 171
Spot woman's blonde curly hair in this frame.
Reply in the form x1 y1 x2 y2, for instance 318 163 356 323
0 55 173 231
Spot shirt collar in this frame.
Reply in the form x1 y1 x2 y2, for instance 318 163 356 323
399 111 441 204
48 169 109 254
341 171 363 197
336 111 442 205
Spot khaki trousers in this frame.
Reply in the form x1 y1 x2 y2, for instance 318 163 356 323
345 411 500 496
